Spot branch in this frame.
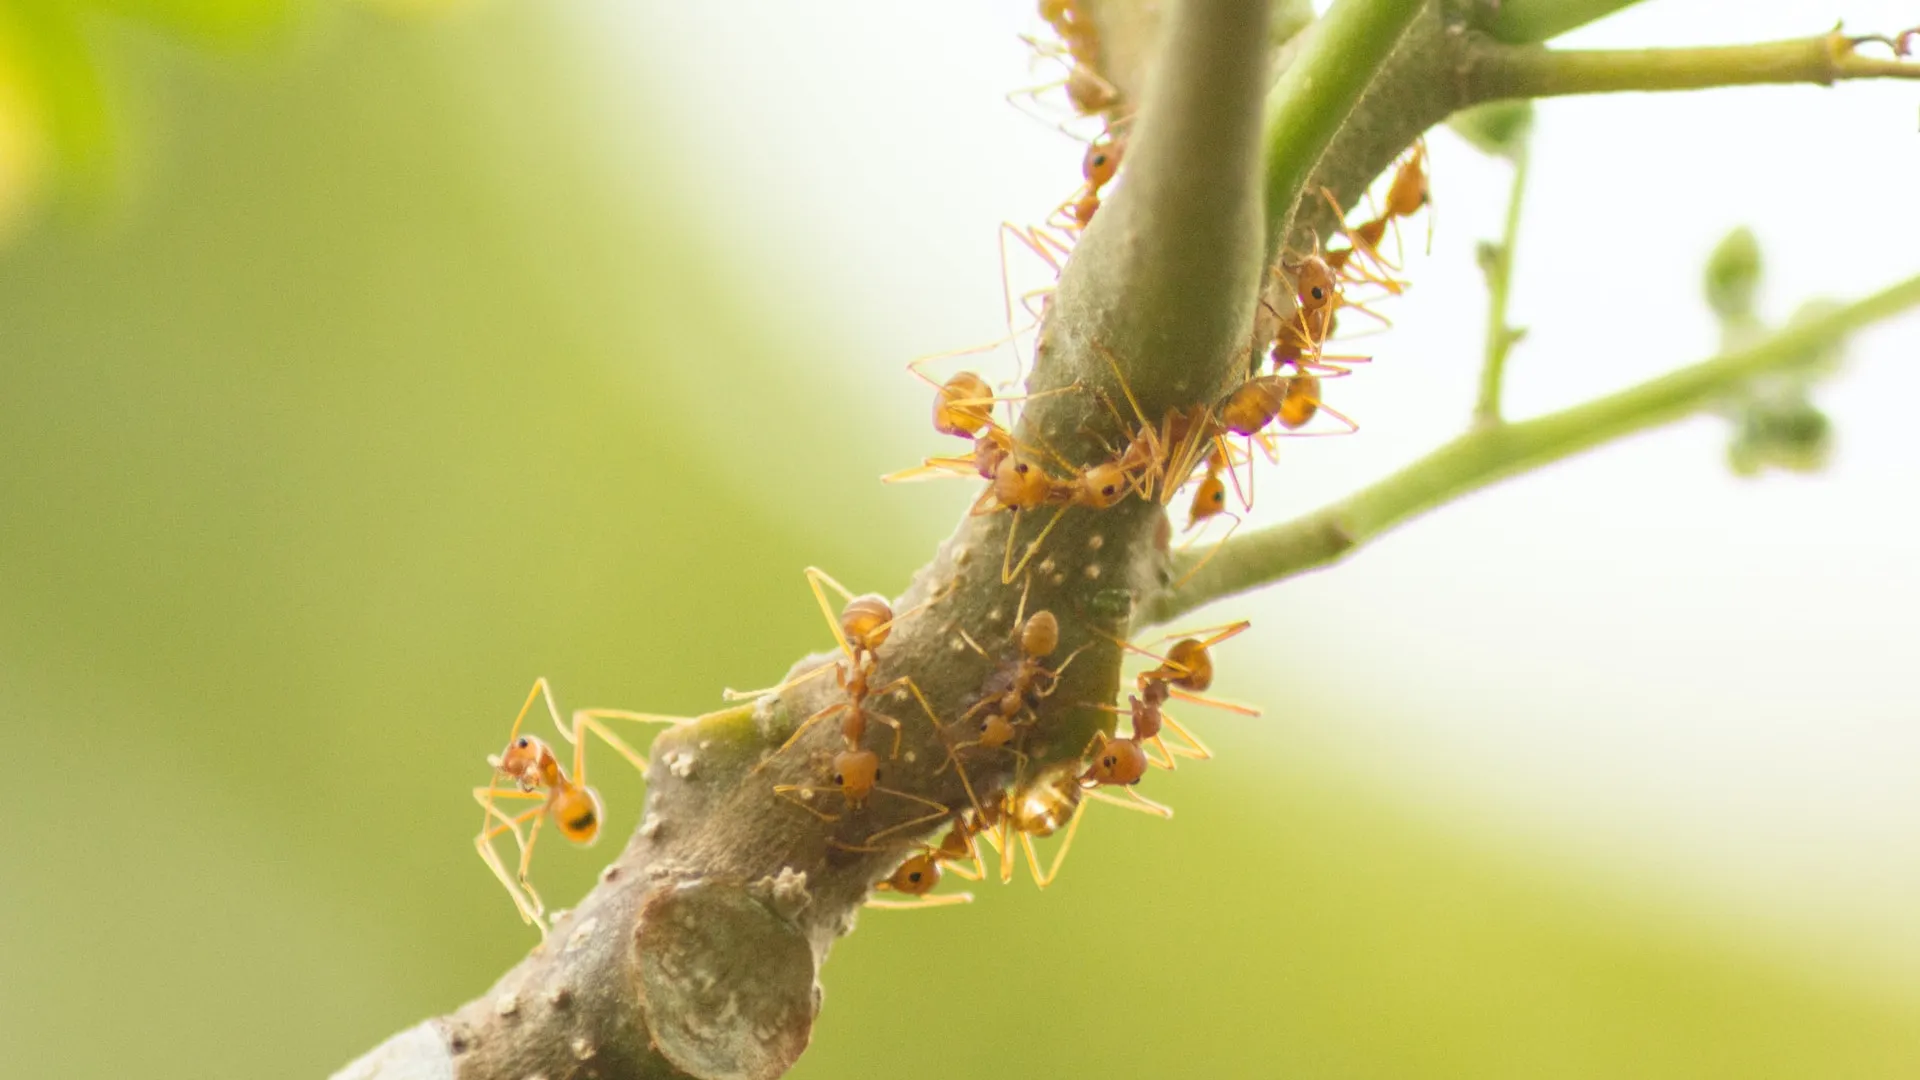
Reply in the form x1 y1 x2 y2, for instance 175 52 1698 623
1463 26 1920 102
334 2 1280 1078
1472 105 1532 427
1143 271 1920 624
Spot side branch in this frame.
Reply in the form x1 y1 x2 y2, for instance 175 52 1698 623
1463 27 1920 103
1143 271 1920 624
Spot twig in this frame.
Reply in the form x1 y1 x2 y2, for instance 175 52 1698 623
1472 115 1532 427
1143 271 1920 625
1464 26 1920 102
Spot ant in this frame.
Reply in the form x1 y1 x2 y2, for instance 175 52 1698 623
1076 694 1175 815
1124 621 1260 716
952 594 1085 761
1055 132 1127 232
835 813 987 910
1382 138 1433 255
988 757 1169 888
772 747 958 837
726 568 954 766
473 677 691 931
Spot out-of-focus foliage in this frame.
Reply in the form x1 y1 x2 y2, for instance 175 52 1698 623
1 6 1916 1080
0 0 293 234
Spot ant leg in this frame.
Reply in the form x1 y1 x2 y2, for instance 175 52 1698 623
1168 688 1262 717
773 785 844 823
1145 736 1180 770
722 657 839 702
879 676 989 823
472 792 548 929
873 889 975 909
1305 400 1361 437
864 798 957 846
1173 512 1242 589
1158 712 1215 760
513 812 549 916
778 702 850 757
881 455 981 484
571 709 692 781
864 709 905 759
803 567 862 662
488 677 559 762
1003 504 1070 585
1027 798 1089 889
1085 786 1173 818
1148 620 1252 652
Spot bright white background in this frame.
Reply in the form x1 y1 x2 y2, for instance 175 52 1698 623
578 0 1919 991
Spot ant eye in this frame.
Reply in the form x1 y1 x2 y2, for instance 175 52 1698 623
1311 286 1326 300
873 769 882 781
1092 154 1107 167
516 737 530 748
1102 485 1117 496
833 773 844 785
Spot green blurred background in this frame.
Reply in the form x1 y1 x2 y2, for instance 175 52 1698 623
3 2 1917 1077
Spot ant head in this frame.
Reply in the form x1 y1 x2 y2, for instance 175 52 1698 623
1294 256 1336 312
1078 461 1129 509
933 372 995 438
832 749 880 803
492 734 550 785
840 594 896 653
1189 471 1227 524
993 454 1053 510
1166 639 1215 692
979 713 1015 749
1020 610 1060 659
1082 736 1149 787
551 784 604 845
1081 135 1124 188
887 852 941 896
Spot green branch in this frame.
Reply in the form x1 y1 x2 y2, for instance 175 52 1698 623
1465 27 1920 102
1473 119 1532 427
1261 0 1426 260
1144 271 1920 624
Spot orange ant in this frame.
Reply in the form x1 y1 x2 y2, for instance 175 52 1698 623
835 813 986 910
1382 138 1433 254
1054 132 1127 231
772 747 957 835
1076 696 1175 816
1320 189 1409 296
987 757 1170 887
951 597 1086 761
1123 621 1261 716
1174 447 1245 587
474 677 691 931
726 568 952 765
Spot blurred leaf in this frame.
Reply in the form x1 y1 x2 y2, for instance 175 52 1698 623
1448 99 1533 160
1704 225 1763 322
